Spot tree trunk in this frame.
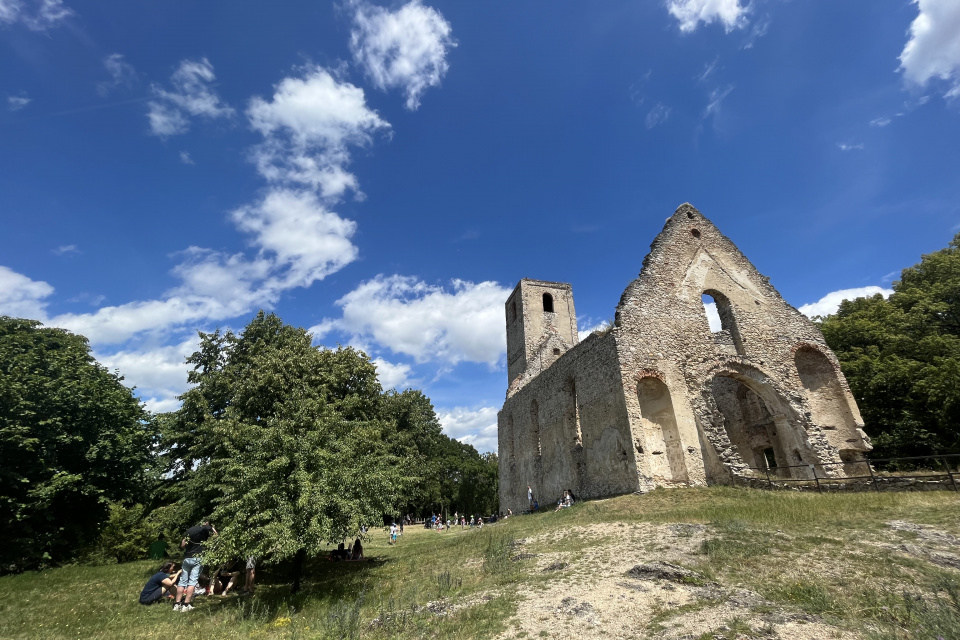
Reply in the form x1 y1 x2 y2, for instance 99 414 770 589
291 548 306 593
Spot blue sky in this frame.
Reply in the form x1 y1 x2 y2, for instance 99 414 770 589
2 0 959 452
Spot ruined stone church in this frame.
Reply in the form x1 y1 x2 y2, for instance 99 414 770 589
498 203 873 513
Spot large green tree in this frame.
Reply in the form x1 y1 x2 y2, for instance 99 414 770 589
0 317 153 571
158 312 404 590
819 233 960 458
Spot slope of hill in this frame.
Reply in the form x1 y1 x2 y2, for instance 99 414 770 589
1 487 958 639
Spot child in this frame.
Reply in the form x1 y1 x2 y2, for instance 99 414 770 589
389 522 398 544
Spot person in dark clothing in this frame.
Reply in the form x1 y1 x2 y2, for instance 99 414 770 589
174 520 217 612
139 562 180 605
148 534 168 560
351 538 364 560
214 559 244 595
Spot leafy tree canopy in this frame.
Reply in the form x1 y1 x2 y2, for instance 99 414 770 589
0 317 153 571
157 313 407 586
819 233 960 458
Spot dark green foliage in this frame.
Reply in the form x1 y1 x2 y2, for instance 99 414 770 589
0 317 153 571
93 503 154 564
819 233 960 458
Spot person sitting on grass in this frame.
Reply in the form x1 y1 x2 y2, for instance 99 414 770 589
194 573 211 596
139 562 181 605
215 559 244 595
351 538 364 560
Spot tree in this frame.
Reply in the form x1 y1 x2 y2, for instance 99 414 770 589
819 233 960 458
159 312 403 591
0 317 153 571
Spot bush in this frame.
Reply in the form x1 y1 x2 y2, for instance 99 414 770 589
93 503 154 564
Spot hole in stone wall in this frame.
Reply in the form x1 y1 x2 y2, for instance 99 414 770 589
691 228 701 238
553 348 561 355
702 294 722 333
686 211 695 219
702 290 745 355
543 293 554 313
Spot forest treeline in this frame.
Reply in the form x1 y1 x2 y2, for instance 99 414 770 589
0 312 497 574
818 232 960 459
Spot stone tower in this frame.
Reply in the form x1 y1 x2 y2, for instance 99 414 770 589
505 279 579 389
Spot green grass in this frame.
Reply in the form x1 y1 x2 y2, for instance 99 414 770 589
2 487 959 639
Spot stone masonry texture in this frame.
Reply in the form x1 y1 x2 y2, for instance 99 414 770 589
498 203 872 513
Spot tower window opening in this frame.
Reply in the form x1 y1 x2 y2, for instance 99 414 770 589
543 293 554 313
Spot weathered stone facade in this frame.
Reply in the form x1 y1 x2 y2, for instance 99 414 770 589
498 203 872 513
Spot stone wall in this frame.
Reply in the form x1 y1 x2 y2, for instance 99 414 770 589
498 330 635 513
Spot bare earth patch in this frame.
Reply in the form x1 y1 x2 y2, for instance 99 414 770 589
497 523 859 640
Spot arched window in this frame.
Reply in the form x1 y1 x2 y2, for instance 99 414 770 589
702 290 744 355
542 293 554 313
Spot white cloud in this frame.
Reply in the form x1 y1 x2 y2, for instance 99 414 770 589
0 0 71 30
577 320 610 341
247 65 389 198
311 275 510 366
666 0 748 33
95 336 198 414
645 103 671 129
870 116 892 127
837 142 865 151
704 84 734 118
349 0 456 110
147 58 234 137
52 244 79 255
437 406 499 453
695 57 719 83
0 265 53 319
229 188 359 289
798 286 893 318
7 95 31 111
179 150 194 164
98 53 136 96
899 0 960 98
372 357 414 390
703 301 721 331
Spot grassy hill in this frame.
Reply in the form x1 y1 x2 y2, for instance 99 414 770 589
2 487 959 640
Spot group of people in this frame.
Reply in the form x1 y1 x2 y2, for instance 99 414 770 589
329 538 365 560
138 520 257 612
526 484 576 513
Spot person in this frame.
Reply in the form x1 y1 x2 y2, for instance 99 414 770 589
244 556 256 594
215 558 244 595
139 562 180 605
507 509 513 518
533 499 539 512
351 538 364 560
148 534 168 560
399 520 404 536
527 485 533 510
555 490 571 511
194 574 211 596
174 519 217 612
477 516 483 529
389 522 398 544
